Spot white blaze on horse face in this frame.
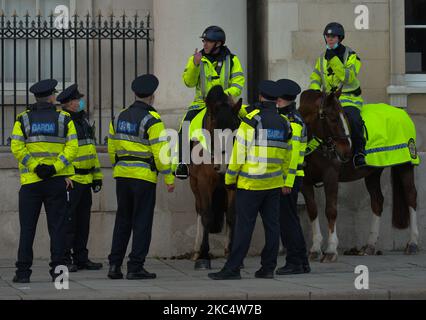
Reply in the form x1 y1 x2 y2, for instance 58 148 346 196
326 224 339 254
311 217 323 253
409 207 419 245
367 214 381 246
339 112 352 149
194 215 204 254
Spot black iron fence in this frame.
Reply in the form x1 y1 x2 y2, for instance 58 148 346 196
0 10 152 145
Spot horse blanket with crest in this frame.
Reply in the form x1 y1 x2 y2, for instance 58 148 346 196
362 103 420 167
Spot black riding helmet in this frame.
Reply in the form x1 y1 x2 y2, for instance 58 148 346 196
323 22 345 41
201 26 226 44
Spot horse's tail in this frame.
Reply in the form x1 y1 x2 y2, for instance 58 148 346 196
209 183 226 234
391 166 410 229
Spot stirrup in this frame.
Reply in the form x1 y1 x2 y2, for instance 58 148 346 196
353 153 367 168
175 163 190 180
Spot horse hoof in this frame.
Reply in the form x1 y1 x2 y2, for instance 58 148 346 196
360 244 376 256
309 251 323 262
321 253 338 263
192 252 200 261
194 259 211 270
404 243 419 255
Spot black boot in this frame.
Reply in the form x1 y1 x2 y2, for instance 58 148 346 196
276 263 305 275
353 152 367 168
254 267 275 279
77 260 103 270
12 275 30 283
107 265 123 279
175 163 189 180
126 267 156 280
208 268 241 280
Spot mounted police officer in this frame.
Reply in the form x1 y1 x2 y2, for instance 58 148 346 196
175 25 245 179
10 79 78 283
107 74 175 280
209 80 292 280
275 79 310 275
309 22 366 168
57 84 103 272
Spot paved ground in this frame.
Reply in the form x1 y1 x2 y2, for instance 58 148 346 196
0 251 425 300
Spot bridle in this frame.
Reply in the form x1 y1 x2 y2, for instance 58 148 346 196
316 90 351 162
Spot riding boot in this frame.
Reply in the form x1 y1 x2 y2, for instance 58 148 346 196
344 106 367 168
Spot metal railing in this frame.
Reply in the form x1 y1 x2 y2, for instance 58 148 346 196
0 9 152 145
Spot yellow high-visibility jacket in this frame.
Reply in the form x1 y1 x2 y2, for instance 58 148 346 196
108 101 175 185
11 103 78 185
225 102 292 191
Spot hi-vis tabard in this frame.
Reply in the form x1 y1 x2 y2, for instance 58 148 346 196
225 104 293 191
10 104 78 185
310 46 364 109
108 101 175 185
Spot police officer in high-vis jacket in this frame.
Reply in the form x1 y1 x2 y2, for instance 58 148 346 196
309 22 366 168
275 79 310 275
175 26 245 179
209 80 292 280
10 79 78 283
107 74 175 280
57 84 103 272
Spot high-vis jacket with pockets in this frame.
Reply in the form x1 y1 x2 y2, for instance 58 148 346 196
309 45 363 109
11 102 78 185
182 47 245 111
67 111 103 185
225 102 292 191
108 101 175 185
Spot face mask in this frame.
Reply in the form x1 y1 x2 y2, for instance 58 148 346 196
78 99 85 112
326 42 339 50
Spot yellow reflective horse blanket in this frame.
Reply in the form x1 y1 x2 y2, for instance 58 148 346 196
362 103 420 167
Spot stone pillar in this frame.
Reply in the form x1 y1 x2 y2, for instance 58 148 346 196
153 0 247 126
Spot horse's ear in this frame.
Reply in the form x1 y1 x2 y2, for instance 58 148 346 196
232 98 243 114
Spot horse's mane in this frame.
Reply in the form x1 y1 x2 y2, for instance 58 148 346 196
205 85 240 131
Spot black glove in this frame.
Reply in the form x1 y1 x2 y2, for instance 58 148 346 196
35 164 56 180
325 48 337 60
225 184 236 191
91 179 103 193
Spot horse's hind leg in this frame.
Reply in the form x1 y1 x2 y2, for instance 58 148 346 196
302 183 323 261
192 215 203 261
224 189 236 257
398 164 419 254
361 169 384 255
194 227 212 270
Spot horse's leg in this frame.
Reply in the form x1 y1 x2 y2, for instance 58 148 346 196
302 183 323 261
192 215 203 261
360 169 384 255
194 226 212 269
399 164 419 255
321 172 339 263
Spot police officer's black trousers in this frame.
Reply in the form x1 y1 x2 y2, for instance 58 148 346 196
16 177 68 278
65 181 92 265
225 188 281 272
108 178 156 272
343 106 366 154
280 177 309 266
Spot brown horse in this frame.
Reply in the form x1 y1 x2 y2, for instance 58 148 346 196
299 89 419 263
189 85 242 269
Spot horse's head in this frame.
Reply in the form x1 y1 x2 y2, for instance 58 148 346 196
205 85 242 132
300 89 352 163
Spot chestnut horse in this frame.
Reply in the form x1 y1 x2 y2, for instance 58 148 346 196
189 86 242 269
299 89 419 263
